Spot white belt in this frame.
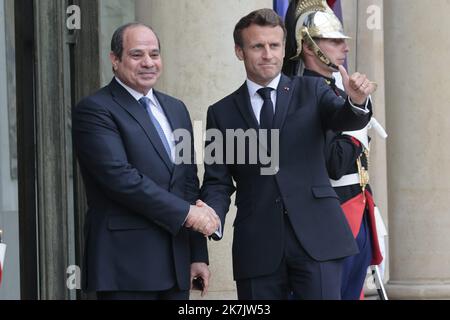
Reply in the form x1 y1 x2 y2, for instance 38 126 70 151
330 173 360 187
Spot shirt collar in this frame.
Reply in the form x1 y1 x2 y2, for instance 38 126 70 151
115 76 156 105
246 74 281 98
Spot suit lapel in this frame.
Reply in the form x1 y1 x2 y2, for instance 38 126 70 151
233 82 259 131
234 75 295 131
233 76 295 157
233 81 275 156
109 79 174 173
273 74 295 130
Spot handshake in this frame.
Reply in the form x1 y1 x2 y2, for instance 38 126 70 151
185 200 220 237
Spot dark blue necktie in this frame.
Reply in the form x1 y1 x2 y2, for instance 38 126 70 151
139 97 173 161
257 87 274 129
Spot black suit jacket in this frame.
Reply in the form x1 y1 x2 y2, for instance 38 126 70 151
72 78 207 292
201 74 371 281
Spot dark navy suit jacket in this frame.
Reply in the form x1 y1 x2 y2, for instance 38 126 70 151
72 78 207 292
201 74 371 281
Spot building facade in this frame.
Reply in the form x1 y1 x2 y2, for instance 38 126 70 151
0 0 449 299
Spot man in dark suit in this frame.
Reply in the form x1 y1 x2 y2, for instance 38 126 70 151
200 8 376 300
72 23 219 300
283 0 384 299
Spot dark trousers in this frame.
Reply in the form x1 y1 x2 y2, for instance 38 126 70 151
97 287 189 300
341 213 373 300
237 215 344 300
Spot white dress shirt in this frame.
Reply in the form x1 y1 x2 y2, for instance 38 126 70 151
246 74 281 124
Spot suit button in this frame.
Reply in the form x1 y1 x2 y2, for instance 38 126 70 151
284 210 288 215
275 197 281 204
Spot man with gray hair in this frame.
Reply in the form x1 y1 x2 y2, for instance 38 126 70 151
73 22 219 300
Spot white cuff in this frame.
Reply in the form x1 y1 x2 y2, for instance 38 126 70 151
214 220 223 238
349 95 371 115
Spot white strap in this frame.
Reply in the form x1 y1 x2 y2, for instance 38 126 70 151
0 243 6 268
342 125 369 150
369 117 388 139
330 173 360 187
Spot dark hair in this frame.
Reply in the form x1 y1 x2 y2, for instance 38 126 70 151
110 22 161 60
233 8 287 48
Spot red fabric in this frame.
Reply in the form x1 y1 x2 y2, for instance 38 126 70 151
364 190 383 265
340 190 383 266
341 193 365 237
327 0 337 8
350 136 361 147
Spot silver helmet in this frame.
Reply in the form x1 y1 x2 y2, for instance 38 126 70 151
291 0 350 69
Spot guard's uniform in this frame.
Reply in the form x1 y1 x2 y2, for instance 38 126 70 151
304 69 383 300
283 0 385 299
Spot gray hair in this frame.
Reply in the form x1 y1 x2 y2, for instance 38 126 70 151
110 22 161 60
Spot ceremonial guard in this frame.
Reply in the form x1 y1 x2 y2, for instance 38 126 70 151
283 0 386 299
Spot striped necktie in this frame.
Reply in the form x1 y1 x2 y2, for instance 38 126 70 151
139 97 173 162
